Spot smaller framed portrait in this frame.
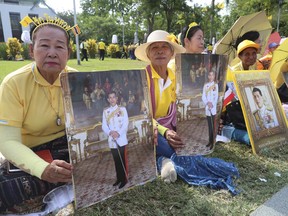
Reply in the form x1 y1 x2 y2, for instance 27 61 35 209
233 71 288 154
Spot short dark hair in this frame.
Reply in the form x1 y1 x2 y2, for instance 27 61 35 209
252 87 262 96
107 91 117 98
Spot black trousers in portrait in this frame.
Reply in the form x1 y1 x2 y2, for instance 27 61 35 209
111 145 128 184
207 115 216 145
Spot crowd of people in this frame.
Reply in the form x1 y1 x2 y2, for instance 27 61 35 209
0 13 287 215
81 75 142 117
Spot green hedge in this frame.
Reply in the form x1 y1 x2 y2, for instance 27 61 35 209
0 43 8 60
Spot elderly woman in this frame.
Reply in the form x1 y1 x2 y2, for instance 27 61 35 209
135 30 186 183
135 30 240 194
181 22 205 54
222 40 260 145
0 15 78 213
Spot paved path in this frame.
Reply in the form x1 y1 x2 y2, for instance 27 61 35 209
250 186 288 216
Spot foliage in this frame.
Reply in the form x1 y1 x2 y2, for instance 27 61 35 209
6 38 23 60
57 11 79 42
21 43 30 60
227 0 288 36
0 42 8 60
86 39 98 59
107 44 118 58
69 40 77 59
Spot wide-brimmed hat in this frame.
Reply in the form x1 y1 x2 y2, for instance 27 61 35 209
135 30 186 63
237 40 260 55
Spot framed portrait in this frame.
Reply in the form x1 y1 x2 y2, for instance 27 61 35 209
175 53 228 156
60 70 156 209
232 71 288 154
60 70 150 133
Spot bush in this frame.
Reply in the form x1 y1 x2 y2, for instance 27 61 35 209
0 42 8 60
107 44 117 58
70 40 77 59
87 39 97 59
6 38 23 60
22 43 30 60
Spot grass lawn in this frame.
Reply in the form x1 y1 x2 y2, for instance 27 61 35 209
0 58 288 215
0 58 147 83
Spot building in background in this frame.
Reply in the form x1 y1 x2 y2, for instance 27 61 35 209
0 0 56 42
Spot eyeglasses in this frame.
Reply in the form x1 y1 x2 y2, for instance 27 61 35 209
185 22 199 39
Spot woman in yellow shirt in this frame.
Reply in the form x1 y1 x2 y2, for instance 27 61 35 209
0 15 78 213
135 30 186 183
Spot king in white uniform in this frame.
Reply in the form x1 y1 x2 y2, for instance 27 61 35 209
102 91 129 189
202 71 219 148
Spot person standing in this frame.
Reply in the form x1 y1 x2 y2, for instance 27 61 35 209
202 71 219 149
102 91 129 189
98 39 106 61
81 40 88 61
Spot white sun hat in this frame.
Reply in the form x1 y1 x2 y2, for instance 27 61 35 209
135 30 186 63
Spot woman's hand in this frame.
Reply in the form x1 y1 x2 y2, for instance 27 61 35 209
41 160 73 183
165 129 185 149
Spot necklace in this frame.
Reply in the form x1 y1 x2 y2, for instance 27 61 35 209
31 63 62 126
41 87 62 126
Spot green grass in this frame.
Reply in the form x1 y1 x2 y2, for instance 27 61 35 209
76 142 288 216
0 58 147 82
1 58 288 215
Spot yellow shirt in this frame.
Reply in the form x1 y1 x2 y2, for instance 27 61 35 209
0 62 77 147
146 65 176 135
98 41 105 50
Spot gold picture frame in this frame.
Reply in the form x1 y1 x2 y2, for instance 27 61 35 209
232 71 288 154
60 70 156 209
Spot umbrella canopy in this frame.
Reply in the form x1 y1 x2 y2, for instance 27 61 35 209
269 38 288 88
214 11 272 64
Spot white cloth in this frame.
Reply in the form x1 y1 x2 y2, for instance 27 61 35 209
202 81 219 116
254 104 279 130
102 105 129 148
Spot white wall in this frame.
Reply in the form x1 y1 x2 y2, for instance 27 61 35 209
0 2 55 42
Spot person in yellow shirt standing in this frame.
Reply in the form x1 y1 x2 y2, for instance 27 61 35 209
81 40 88 61
98 39 106 61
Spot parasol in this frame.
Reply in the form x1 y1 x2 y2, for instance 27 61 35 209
214 11 272 64
269 38 288 88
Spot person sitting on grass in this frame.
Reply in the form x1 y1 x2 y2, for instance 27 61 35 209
0 15 78 214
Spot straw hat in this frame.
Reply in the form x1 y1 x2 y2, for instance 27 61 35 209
135 30 186 63
237 40 260 56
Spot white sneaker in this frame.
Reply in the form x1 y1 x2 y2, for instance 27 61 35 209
161 158 177 183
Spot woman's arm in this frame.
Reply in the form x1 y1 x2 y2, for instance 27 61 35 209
0 125 49 178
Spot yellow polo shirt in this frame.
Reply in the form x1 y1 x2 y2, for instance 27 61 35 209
0 63 77 178
0 62 77 147
98 41 105 50
146 65 176 135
